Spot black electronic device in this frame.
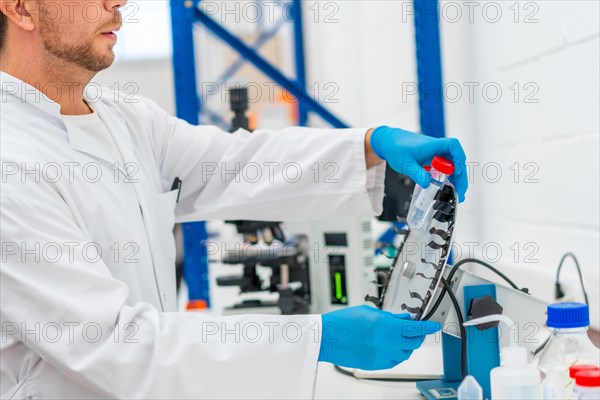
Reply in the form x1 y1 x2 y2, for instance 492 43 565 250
378 166 415 222
229 86 250 132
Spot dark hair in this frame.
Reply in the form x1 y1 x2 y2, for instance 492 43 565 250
0 11 7 53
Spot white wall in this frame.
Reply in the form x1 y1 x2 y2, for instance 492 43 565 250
302 1 421 130
440 0 600 325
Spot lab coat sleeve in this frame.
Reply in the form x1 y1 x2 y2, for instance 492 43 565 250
143 99 386 222
1 184 322 398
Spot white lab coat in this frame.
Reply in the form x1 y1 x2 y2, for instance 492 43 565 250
0 71 386 399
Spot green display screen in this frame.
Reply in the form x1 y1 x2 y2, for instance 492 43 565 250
329 255 347 305
335 272 343 300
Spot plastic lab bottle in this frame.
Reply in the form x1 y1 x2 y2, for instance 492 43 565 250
570 365 600 399
574 370 600 400
490 346 542 399
406 156 455 229
463 314 541 400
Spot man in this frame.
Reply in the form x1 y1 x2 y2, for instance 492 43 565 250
0 0 468 398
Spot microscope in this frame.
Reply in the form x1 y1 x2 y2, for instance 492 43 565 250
216 88 312 315
217 220 312 315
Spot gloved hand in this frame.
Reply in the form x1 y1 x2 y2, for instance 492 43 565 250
318 305 441 370
370 126 468 202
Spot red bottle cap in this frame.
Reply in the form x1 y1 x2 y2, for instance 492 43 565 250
575 370 600 387
432 156 455 175
570 364 599 378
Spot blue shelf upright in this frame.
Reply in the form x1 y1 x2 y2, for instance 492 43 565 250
170 0 209 309
414 0 446 138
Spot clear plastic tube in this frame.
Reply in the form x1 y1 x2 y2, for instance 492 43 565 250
407 170 448 229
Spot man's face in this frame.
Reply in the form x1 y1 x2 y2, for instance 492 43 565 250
37 0 123 72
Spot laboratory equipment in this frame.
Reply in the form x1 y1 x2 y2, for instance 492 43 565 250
216 88 309 315
219 219 376 315
574 370 600 400
570 365 600 398
224 220 286 246
368 180 550 399
286 219 376 313
217 222 311 315
465 315 541 400
377 168 415 222
228 87 249 133
407 263 549 399
375 183 457 319
407 156 455 229
490 345 541 399
457 375 482 400
218 218 377 315
538 302 600 375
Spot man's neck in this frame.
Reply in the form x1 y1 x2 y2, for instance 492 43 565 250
1 49 95 115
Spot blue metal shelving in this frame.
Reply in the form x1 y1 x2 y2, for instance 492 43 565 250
414 0 446 138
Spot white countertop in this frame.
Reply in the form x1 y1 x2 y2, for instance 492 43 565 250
315 364 425 399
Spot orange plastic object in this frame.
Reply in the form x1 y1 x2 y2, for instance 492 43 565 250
186 300 208 310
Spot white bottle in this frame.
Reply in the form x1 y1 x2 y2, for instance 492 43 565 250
491 346 542 399
464 314 541 400
406 156 454 229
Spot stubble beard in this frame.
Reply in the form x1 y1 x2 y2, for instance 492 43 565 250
39 20 115 73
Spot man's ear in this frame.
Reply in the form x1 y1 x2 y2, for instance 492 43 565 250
0 0 38 32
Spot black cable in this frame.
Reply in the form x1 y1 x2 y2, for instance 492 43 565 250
422 258 529 321
556 252 589 305
451 258 523 291
440 277 466 379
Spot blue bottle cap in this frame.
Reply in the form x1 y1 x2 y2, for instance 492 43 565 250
547 302 590 328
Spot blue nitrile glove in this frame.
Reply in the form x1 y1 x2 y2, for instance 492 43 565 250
318 305 441 370
370 126 468 202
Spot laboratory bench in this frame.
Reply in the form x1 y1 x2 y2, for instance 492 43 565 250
315 363 425 399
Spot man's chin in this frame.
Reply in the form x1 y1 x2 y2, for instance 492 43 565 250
85 50 115 72
95 56 115 72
